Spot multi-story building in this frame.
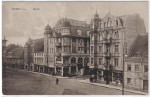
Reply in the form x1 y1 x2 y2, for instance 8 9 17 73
34 52 44 73
6 52 24 69
24 38 44 71
89 12 146 83
124 34 148 91
44 18 91 76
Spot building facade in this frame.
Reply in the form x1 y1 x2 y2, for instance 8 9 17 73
89 12 146 83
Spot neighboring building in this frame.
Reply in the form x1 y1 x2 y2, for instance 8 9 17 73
24 38 44 71
89 12 146 83
34 52 44 73
124 34 148 91
6 52 24 69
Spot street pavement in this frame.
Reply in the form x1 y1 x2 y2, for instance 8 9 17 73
2 68 145 95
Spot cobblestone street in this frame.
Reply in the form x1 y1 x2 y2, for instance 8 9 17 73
2 68 143 95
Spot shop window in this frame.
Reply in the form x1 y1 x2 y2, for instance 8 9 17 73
127 64 131 71
127 78 131 84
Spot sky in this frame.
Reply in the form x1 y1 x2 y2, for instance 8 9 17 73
2 1 148 46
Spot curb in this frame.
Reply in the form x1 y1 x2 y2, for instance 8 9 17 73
79 80 148 95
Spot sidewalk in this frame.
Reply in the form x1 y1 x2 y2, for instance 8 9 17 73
78 79 148 95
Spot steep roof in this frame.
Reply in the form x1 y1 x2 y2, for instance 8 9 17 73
34 38 44 53
128 34 148 57
53 18 91 38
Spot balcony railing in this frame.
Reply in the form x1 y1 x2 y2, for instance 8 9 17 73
56 52 61 56
62 43 71 46
61 52 71 56
104 52 111 57
55 42 61 47
103 37 112 44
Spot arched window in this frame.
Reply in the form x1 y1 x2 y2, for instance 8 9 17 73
78 57 83 64
84 57 89 65
71 57 76 64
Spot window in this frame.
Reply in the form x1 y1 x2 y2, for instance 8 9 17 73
127 64 131 71
135 65 139 71
91 58 94 65
116 20 118 26
99 23 101 28
78 47 80 52
104 22 106 28
86 31 90 36
91 34 94 41
115 32 119 38
99 46 102 53
110 21 112 26
77 30 82 35
91 46 93 53
114 58 119 66
144 65 148 72
127 78 131 84
106 45 110 52
99 58 102 65
115 45 119 52
106 60 110 65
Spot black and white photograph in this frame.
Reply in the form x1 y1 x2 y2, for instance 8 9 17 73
2 1 148 95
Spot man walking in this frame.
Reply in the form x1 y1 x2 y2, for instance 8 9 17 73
56 78 59 85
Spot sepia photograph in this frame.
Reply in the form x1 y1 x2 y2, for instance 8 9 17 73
2 1 148 95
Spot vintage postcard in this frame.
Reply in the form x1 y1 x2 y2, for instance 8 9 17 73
2 1 148 95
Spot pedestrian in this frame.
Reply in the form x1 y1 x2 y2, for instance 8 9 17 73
56 78 59 85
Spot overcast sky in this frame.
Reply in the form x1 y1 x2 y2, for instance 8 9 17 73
2 1 148 46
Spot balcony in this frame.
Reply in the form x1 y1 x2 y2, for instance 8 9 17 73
61 52 71 56
55 42 61 47
103 38 112 44
56 52 61 57
104 52 111 58
62 43 71 46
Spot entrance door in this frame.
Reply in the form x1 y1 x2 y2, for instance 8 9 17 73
143 80 148 91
